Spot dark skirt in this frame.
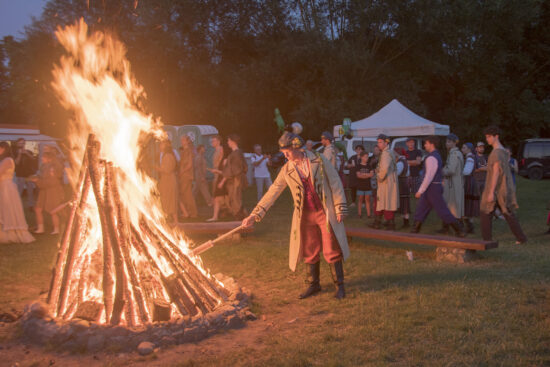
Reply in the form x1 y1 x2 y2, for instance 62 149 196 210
407 175 421 195
398 177 410 214
213 176 227 197
464 175 480 218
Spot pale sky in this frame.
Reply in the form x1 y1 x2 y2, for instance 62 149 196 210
0 0 48 39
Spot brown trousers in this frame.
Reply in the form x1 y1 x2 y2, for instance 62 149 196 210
179 178 197 217
194 177 212 205
300 208 343 264
225 176 243 216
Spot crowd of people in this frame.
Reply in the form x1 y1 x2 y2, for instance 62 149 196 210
0 138 67 243
155 133 251 225
339 126 528 243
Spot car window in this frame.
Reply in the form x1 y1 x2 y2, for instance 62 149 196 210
526 143 544 158
393 141 407 151
543 143 550 157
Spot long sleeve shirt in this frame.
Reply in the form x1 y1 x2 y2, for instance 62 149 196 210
417 156 437 194
463 156 475 176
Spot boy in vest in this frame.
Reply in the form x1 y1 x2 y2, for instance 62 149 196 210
411 136 465 237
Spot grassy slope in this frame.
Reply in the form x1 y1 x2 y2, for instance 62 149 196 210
1 177 549 366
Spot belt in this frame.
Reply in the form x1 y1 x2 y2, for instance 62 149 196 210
430 182 442 184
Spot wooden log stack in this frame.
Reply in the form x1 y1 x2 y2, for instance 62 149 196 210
47 134 227 326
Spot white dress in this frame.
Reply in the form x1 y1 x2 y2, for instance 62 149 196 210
0 157 35 243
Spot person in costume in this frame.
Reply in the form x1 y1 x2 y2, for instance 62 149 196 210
461 142 479 233
411 136 465 237
156 139 178 223
439 133 464 234
0 142 35 243
345 145 365 208
242 132 349 299
31 151 65 234
178 135 198 219
370 134 399 230
480 126 527 244
320 131 338 170
405 137 422 195
474 141 488 193
395 148 410 228
222 134 248 220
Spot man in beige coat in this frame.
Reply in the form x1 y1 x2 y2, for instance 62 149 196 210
440 133 464 234
370 134 399 230
243 132 349 299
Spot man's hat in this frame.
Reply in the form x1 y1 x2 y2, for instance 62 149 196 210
321 131 333 141
377 134 391 143
465 142 474 152
477 141 485 147
406 137 415 142
446 133 459 142
278 132 304 149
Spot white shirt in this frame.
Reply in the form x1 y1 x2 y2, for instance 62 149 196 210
251 153 270 178
463 156 475 176
418 156 438 194
396 160 409 177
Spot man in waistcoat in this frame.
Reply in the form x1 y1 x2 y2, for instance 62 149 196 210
242 132 349 299
411 136 465 237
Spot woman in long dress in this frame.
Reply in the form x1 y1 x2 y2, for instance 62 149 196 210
0 142 35 243
156 140 177 223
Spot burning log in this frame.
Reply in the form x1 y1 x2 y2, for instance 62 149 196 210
47 134 228 327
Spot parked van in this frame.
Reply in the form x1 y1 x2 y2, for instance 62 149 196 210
518 138 550 180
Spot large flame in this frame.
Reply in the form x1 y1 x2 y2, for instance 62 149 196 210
49 19 223 326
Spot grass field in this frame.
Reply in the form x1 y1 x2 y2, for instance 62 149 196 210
1 176 549 366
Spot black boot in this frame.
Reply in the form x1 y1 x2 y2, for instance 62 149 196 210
329 261 345 299
383 217 395 230
450 221 466 238
436 222 449 235
369 214 383 229
402 218 410 228
298 262 321 299
410 221 422 233
464 218 474 234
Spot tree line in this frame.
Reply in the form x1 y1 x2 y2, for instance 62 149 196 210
1 0 549 152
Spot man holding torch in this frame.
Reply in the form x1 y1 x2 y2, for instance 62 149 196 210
242 132 349 299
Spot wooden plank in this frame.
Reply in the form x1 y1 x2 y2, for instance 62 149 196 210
177 221 254 235
346 227 498 251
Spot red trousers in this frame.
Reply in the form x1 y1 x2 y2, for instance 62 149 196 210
300 208 343 264
374 210 395 220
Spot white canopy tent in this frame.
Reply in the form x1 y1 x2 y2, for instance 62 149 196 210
334 99 450 138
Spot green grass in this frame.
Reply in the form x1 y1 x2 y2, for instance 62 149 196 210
1 177 549 366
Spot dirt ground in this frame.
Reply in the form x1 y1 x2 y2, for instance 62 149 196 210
0 278 335 367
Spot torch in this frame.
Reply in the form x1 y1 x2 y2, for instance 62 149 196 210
191 224 247 256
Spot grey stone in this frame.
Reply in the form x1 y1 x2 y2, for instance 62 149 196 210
224 314 245 330
137 341 155 356
435 248 480 263
27 301 50 319
87 335 105 352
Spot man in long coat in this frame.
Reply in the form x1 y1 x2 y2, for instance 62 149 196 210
440 133 464 233
222 134 247 219
370 134 399 230
480 125 527 244
321 131 338 170
242 132 349 299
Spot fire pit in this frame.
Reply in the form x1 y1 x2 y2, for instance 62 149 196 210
20 20 252 353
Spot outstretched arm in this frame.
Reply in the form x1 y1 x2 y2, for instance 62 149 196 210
242 166 288 227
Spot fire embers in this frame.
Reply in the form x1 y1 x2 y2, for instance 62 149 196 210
47 135 228 327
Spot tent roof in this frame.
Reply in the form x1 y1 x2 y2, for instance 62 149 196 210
349 99 449 137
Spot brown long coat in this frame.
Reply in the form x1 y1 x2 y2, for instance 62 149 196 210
376 147 399 211
480 148 518 215
158 153 177 219
250 151 349 271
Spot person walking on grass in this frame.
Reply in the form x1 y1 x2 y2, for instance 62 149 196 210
480 126 527 244
355 151 373 218
370 134 399 230
242 132 349 299
193 144 213 207
0 142 35 243
178 135 198 219
461 142 480 233
251 144 272 202
395 148 411 228
31 151 65 235
439 133 464 234
222 134 248 220
410 136 465 237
